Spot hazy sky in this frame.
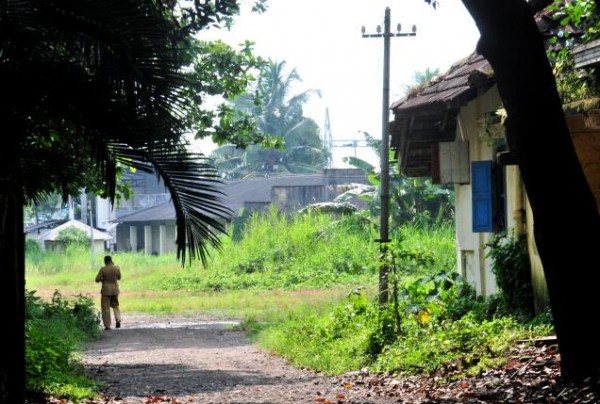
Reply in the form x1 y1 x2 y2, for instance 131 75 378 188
197 0 481 167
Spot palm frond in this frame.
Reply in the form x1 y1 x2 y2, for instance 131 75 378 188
112 144 233 266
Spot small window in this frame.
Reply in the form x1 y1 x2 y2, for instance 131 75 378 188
471 160 506 233
472 161 493 232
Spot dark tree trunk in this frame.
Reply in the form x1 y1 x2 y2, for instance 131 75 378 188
0 179 25 404
461 0 600 383
0 92 26 401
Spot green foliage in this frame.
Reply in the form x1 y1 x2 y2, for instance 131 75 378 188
191 39 275 149
485 231 535 320
374 313 534 377
24 192 64 224
404 67 441 97
243 222 549 379
26 238 42 255
4 0 273 265
390 176 455 227
160 206 380 291
210 59 329 178
297 202 358 216
254 270 552 379
437 281 487 321
25 290 101 401
254 289 379 373
230 207 254 242
340 134 455 228
26 216 554 387
56 227 90 248
547 0 600 103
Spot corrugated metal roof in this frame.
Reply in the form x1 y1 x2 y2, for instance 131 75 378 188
391 52 493 113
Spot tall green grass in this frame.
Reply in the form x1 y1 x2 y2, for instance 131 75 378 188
26 210 455 319
28 209 375 292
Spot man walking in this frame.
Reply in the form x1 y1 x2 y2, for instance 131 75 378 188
95 255 122 330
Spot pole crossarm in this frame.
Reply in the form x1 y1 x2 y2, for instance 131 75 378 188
362 33 416 38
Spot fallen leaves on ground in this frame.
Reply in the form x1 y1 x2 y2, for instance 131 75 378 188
32 338 600 403
328 338 600 403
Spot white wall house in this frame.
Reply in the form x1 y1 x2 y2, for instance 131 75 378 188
26 219 112 252
391 51 600 312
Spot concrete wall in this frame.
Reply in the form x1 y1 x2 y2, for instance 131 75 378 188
116 223 176 254
272 185 325 212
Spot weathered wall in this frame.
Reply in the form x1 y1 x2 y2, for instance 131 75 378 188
454 86 502 297
272 185 325 212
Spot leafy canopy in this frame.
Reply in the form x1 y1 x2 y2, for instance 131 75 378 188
0 0 272 265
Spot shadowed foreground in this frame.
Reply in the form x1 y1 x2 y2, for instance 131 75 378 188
73 314 600 404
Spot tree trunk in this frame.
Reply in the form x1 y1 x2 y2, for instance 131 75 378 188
0 94 26 401
0 180 25 404
461 0 600 383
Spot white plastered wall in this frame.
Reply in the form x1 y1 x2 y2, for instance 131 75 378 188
454 85 504 296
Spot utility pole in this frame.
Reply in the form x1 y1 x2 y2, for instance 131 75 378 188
362 8 416 305
323 108 333 169
88 199 95 270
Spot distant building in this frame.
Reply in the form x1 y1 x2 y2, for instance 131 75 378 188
25 219 112 252
110 168 370 254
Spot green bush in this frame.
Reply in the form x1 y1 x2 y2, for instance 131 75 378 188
25 290 101 401
57 226 90 248
252 266 552 379
26 238 42 254
486 231 535 320
160 208 380 291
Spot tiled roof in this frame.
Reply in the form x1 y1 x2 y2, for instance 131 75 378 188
391 52 494 114
391 4 580 115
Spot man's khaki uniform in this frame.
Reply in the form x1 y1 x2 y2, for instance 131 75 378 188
95 263 122 329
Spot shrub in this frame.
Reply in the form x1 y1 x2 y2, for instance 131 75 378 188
486 231 535 320
57 226 90 248
25 290 101 401
26 238 42 254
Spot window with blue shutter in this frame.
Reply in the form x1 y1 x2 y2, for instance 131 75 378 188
472 161 493 232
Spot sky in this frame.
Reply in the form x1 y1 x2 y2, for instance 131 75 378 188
196 0 481 168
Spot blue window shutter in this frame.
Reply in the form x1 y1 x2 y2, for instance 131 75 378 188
472 161 493 232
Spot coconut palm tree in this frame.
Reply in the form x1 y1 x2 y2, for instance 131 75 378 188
211 60 330 178
0 0 248 401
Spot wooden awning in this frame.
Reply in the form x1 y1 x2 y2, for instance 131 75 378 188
390 52 495 177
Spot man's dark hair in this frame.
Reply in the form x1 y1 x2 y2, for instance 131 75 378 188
104 255 113 265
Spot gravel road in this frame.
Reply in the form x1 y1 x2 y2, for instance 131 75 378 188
81 314 399 404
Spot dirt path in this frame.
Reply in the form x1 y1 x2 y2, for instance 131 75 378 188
81 314 600 404
81 314 397 404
